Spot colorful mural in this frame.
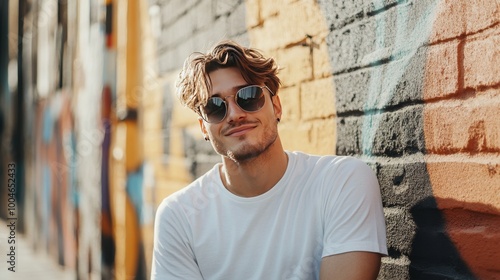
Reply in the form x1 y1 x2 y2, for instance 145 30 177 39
1 0 151 279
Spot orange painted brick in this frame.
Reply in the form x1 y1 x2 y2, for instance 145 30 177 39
260 0 280 19
279 122 313 152
439 202 500 279
300 78 336 121
310 119 336 155
426 156 500 212
425 157 500 277
464 33 500 88
280 119 335 155
424 42 459 100
279 86 301 122
423 92 500 153
245 0 260 28
429 0 465 42
313 40 333 79
276 46 313 86
250 0 328 50
464 0 500 34
430 0 500 42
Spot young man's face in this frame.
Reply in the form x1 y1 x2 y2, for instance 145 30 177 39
198 67 282 162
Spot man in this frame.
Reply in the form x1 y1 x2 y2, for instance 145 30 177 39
151 40 387 279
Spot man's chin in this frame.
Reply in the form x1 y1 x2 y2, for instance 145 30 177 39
219 133 277 163
226 141 275 163
226 149 260 163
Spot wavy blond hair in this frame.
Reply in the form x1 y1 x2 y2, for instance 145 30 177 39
176 40 281 114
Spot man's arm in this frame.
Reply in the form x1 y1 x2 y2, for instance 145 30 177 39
319 157 387 279
151 200 203 280
320 251 382 280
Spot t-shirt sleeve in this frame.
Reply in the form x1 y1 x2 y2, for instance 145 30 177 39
321 157 388 258
151 199 204 280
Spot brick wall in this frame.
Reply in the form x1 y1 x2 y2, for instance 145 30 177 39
319 0 500 278
150 0 500 278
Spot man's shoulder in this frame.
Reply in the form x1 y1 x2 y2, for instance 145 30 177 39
286 152 376 188
289 151 369 170
156 164 221 214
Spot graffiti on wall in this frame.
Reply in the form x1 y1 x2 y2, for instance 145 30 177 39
318 0 500 278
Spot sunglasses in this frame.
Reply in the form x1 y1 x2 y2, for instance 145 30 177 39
200 85 275 123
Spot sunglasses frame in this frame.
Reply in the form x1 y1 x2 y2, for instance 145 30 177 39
199 85 276 124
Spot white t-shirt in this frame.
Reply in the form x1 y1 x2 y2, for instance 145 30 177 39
152 151 387 280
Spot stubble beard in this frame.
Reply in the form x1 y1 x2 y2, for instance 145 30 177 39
213 124 278 163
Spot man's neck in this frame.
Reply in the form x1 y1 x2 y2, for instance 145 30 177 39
219 140 288 197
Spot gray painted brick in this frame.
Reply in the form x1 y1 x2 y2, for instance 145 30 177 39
379 261 410 280
385 207 415 256
317 0 369 30
182 129 220 178
325 1 436 74
159 19 231 74
364 0 403 15
327 18 379 72
376 160 433 208
193 17 230 50
334 69 370 114
194 0 214 32
334 47 426 114
158 48 178 73
368 106 425 156
160 0 199 27
159 14 197 50
227 3 248 37
214 0 240 18
336 116 362 155
177 39 198 67
174 14 198 41
337 105 425 157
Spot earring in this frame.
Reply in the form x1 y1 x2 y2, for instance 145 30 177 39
277 118 280 122
204 136 209 141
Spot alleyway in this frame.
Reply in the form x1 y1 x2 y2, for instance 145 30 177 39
0 219 75 280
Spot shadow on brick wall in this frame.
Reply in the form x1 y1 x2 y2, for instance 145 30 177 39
412 197 500 280
409 197 476 279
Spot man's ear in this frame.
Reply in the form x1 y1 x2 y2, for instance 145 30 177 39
198 117 209 139
272 94 282 121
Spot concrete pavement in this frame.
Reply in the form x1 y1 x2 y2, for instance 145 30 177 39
0 219 75 280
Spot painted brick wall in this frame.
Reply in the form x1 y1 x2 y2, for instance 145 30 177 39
150 0 500 279
318 0 500 279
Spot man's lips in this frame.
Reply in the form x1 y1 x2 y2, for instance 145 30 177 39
224 124 257 137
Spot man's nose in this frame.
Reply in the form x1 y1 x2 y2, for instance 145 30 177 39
224 97 247 123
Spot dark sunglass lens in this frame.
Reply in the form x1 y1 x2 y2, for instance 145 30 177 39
203 97 226 123
237 86 265 112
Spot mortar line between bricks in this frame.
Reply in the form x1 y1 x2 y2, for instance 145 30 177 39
420 86 500 105
457 36 465 93
429 21 500 48
425 153 500 163
331 24 500 77
359 153 427 164
338 82 500 118
330 0 410 32
361 152 500 163
331 52 413 76
337 101 424 118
